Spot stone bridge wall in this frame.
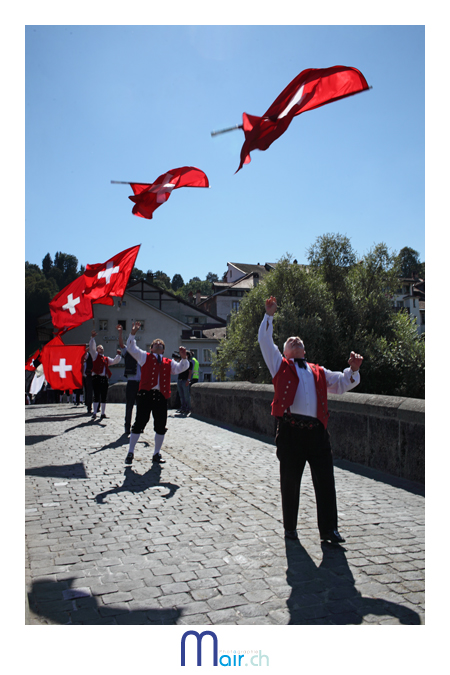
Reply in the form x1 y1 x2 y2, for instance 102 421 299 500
108 381 425 483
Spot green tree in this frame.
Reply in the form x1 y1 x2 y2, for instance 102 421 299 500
25 262 59 356
212 238 424 398
396 247 423 278
206 272 219 283
171 273 184 291
152 270 171 290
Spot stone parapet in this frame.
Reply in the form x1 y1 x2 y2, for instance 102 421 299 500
189 383 425 484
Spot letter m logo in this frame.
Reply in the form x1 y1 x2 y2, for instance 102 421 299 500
181 630 218 666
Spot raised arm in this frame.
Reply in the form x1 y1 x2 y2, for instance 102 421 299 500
125 321 148 367
258 297 282 378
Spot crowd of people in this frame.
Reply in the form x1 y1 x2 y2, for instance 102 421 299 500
26 302 364 544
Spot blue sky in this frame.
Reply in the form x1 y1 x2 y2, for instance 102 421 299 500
25 25 425 284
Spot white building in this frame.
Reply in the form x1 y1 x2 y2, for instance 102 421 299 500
391 275 425 335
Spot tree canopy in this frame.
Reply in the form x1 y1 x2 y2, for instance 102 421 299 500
212 236 424 399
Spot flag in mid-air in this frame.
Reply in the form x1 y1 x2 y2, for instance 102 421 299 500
128 167 209 219
236 65 369 172
83 244 140 303
49 275 94 331
40 339 86 391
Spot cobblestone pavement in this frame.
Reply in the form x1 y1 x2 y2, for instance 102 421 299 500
25 403 424 625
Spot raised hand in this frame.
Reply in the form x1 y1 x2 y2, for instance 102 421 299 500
265 296 277 316
348 351 364 372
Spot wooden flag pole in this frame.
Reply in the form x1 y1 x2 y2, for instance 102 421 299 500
111 181 210 188
210 124 243 137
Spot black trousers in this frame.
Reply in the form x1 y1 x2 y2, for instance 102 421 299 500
275 417 338 534
92 375 109 404
83 374 93 411
132 389 168 436
125 380 140 430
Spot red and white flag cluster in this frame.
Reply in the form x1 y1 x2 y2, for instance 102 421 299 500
128 166 209 219
49 244 140 332
236 65 369 172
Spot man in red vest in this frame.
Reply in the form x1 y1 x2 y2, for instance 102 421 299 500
124 321 190 465
258 296 363 544
89 331 122 420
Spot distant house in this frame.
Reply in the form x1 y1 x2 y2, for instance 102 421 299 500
391 273 425 335
36 279 227 384
198 261 280 323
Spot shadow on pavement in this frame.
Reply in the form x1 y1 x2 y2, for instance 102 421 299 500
285 539 421 624
27 577 181 625
89 432 130 455
95 463 179 504
25 435 57 445
25 463 88 479
25 413 88 424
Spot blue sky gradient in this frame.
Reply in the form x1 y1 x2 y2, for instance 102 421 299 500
26 25 424 283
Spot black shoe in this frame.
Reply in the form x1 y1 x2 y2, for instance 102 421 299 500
284 529 299 540
152 453 166 464
320 529 345 544
100 414 107 420
125 453 133 465
91 413 97 420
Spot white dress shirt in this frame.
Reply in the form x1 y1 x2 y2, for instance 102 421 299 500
89 337 121 375
126 333 189 391
258 314 360 418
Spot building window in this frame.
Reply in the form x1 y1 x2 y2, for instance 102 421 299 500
420 311 425 325
117 320 126 330
232 301 240 312
99 320 108 331
203 349 212 363
203 373 212 382
396 301 404 308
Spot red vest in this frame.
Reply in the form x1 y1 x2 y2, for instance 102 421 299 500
271 358 330 428
139 353 172 399
92 354 112 378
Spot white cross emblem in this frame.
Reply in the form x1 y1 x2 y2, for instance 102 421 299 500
278 84 306 119
148 173 175 203
62 293 81 315
52 358 73 378
98 261 120 284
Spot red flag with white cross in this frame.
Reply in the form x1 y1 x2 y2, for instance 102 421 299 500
40 339 85 391
236 65 369 172
128 167 209 219
83 244 140 303
49 275 94 331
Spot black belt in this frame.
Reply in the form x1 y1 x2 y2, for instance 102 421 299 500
279 412 322 430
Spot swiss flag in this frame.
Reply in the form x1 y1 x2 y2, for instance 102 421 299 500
128 167 209 219
26 349 41 371
237 65 369 172
83 245 140 303
40 339 85 391
49 275 94 331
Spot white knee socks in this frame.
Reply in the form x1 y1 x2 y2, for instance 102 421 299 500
154 433 165 456
128 432 140 455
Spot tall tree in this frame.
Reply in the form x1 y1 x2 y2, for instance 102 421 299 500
171 273 184 291
397 247 423 278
